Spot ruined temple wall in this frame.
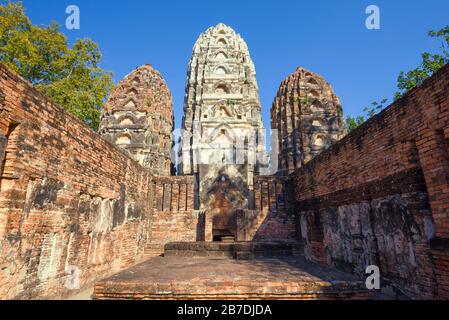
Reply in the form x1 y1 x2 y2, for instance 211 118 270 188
148 173 298 244
291 64 449 299
236 176 297 242
0 64 153 299
149 176 199 244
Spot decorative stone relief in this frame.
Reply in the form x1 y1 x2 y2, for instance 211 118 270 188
271 67 348 175
99 65 174 176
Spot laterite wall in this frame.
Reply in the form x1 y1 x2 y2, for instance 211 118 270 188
293 64 449 299
0 64 153 299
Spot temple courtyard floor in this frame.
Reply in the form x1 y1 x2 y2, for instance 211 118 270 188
93 255 376 300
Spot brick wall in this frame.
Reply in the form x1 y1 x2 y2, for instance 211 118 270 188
292 64 449 299
148 173 298 245
236 176 297 241
149 176 199 245
0 64 153 299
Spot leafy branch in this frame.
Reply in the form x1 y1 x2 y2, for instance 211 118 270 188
0 2 113 130
346 25 448 132
346 99 388 132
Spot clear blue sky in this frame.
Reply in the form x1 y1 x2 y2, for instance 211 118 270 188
20 0 449 130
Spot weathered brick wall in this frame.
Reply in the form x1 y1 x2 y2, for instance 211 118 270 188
236 176 297 241
148 174 298 245
430 238 449 300
292 64 449 299
0 64 153 299
149 176 199 244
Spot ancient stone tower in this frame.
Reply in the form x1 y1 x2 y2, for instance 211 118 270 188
99 64 174 176
179 23 267 241
271 67 347 175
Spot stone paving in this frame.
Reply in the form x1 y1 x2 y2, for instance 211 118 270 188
94 255 373 300
66 288 94 300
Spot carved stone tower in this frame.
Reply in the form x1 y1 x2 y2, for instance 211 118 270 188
179 23 267 241
271 67 347 175
99 64 174 176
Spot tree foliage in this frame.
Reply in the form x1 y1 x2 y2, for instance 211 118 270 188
345 115 365 132
395 26 449 100
346 25 449 132
346 99 388 132
0 2 113 130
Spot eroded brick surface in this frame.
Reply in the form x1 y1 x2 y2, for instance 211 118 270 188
237 176 296 242
0 64 154 299
149 176 198 246
291 64 449 299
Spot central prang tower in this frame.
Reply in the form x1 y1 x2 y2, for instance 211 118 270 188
179 23 267 241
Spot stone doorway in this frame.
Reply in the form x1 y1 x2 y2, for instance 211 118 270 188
204 198 238 242
211 203 237 242
202 169 247 242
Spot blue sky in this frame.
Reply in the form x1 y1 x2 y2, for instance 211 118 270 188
19 0 449 130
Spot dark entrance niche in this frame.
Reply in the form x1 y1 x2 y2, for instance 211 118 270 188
211 197 237 242
205 171 247 242
213 235 233 242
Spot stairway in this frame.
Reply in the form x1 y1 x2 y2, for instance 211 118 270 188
221 236 235 243
163 241 305 260
144 244 164 257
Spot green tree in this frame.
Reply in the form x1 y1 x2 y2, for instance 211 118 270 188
0 2 113 130
346 99 388 132
363 99 388 118
346 25 449 132
345 115 365 132
395 26 449 99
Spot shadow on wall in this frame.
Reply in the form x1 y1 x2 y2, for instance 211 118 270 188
234 176 298 242
0 67 154 300
291 64 449 299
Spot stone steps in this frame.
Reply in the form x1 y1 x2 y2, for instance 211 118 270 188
144 244 164 257
94 287 373 300
221 236 235 243
164 241 304 260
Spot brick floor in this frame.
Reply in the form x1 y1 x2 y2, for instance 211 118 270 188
94 256 373 300
66 287 94 300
